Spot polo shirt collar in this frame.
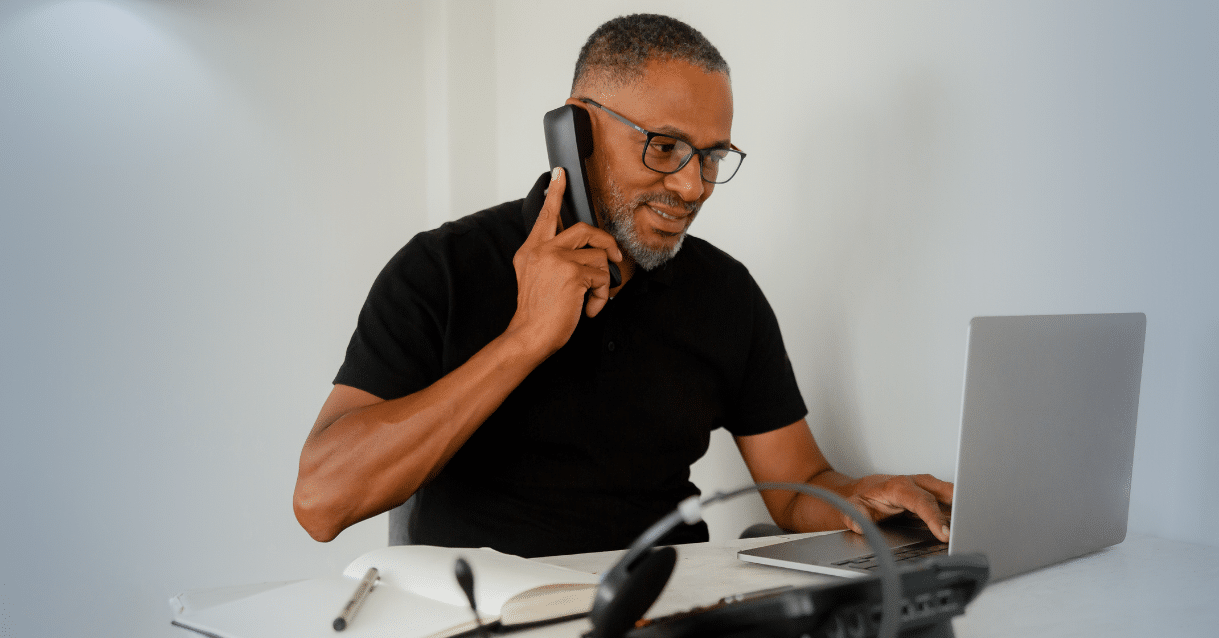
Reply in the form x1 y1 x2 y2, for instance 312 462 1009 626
520 172 550 230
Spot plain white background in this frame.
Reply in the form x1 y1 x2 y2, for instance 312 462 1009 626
1 1 1216 636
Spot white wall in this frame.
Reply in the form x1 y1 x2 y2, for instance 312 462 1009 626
1 1 427 636
1 2 1216 638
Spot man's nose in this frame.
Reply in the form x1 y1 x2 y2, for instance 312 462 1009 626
662 155 706 203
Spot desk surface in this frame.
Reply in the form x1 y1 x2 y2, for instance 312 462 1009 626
528 532 1219 638
171 533 1219 638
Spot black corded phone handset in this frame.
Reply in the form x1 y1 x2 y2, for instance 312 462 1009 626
543 104 623 288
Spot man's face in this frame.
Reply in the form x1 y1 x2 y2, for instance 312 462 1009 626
572 59 734 270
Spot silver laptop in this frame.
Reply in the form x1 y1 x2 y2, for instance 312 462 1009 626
738 313 1146 582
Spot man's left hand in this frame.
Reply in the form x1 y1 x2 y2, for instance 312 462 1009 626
842 473 954 542
736 420 955 542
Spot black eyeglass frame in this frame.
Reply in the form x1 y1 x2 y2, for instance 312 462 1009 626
579 98 746 184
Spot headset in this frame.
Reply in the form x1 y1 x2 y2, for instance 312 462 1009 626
584 482 904 638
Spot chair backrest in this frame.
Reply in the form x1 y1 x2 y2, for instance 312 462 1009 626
387 495 415 545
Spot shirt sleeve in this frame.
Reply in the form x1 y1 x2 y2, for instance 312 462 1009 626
724 277 808 437
333 234 449 400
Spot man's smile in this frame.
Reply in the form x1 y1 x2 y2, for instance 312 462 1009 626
642 203 696 236
648 204 683 221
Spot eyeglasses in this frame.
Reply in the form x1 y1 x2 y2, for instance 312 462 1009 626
579 98 746 184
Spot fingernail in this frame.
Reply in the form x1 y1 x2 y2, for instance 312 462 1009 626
551 166 562 181
941 525 950 539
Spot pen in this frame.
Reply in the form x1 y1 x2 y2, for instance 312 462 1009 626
333 567 378 632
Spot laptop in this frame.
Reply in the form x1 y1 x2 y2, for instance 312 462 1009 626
738 313 1146 582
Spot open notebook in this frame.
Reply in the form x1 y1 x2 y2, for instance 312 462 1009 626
171 545 600 638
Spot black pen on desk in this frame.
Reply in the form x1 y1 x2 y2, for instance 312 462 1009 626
334 567 378 632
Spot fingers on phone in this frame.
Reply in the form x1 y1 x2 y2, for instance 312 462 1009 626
550 212 623 266
532 168 566 240
585 231 623 263
528 167 621 303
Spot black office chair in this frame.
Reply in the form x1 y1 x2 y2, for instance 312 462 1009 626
387 496 416 545
738 522 791 539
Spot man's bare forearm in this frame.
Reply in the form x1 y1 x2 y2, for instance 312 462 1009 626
778 468 861 532
293 329 545 542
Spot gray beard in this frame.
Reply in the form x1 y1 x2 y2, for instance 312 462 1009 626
598 181 698 271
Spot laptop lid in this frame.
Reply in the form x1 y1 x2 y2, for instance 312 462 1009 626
738 313 1146 582
949 312 1145 579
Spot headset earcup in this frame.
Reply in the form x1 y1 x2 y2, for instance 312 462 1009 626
586 546 677 638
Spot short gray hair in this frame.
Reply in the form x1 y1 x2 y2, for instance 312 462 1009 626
571 14 729 95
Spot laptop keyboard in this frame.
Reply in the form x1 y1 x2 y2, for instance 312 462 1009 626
833 539 948 571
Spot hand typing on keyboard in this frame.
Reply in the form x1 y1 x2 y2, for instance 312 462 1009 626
734 419 954 543
839 474 954 543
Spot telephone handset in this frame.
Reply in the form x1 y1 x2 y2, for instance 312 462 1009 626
543 104 623 288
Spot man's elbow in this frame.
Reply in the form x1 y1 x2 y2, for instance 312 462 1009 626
293 482 343 542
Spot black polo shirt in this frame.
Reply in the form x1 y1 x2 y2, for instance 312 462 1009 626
335 173 807 557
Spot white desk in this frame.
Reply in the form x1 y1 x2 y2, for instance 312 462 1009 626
171 533 1219 637
527 532 1219 638
948 533 1219 637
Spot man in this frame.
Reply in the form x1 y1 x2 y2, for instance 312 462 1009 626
293 14 952 558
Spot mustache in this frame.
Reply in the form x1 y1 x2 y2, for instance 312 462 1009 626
634 191 700 215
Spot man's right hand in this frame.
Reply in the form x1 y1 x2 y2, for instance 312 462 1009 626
507 167 623 356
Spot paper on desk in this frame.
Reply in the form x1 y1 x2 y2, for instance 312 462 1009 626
342 545 599 615
172 576 489 638
169 580 303 615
